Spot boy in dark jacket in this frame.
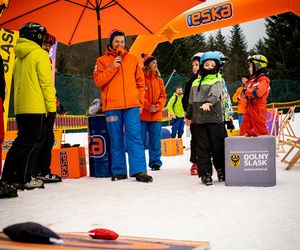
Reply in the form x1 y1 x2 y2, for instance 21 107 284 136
185 52 225 186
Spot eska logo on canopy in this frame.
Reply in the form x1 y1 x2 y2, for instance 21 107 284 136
186 2 233 27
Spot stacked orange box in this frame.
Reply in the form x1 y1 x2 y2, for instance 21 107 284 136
50 147 87 178
227 129 240 136
161 138 183 156
2 130 63 160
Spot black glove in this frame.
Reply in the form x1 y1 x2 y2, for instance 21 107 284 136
47 112 56 127
225 120 235 132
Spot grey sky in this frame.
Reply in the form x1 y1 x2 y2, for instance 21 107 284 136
205 18 267 49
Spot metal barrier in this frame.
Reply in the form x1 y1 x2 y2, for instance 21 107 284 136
7 115 88 131
6 100 300 131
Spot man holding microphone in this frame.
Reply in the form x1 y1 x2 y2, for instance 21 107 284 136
93 29 153 183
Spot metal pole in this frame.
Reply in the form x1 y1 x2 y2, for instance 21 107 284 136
96 1 102 56
164 69 176 89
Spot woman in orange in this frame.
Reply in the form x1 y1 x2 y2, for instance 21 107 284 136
232 76 248 127
140 54 166 171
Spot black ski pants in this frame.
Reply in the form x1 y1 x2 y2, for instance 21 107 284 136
194 123 225 177
1 114 54 184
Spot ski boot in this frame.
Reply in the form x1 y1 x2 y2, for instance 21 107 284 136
217 169 225 182
201 173 213 186
0 182 18 198
37 173 62 183
134 172 153 183
13 177 45 190
111 174 128 181
190 163 198 175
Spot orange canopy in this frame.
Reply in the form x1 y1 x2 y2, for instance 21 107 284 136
130 0 300 58
0 0 204 45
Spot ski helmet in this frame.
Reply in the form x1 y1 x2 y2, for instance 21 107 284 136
19 22 47 47
247 54 268 70
200 51 222 65
214 51 228 65
191 52 204 62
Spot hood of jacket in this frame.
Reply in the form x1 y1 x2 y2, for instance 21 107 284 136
14 38 41 59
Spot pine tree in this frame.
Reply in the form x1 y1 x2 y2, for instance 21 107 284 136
214 29 230 80
264 13 300 80
252 38 266 55
227 25 249 83
215 29 228 55
206 34 216 51
154 33 206 77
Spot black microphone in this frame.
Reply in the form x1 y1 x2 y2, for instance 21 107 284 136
117 50 122 64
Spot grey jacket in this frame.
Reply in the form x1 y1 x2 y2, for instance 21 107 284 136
185 73 223 124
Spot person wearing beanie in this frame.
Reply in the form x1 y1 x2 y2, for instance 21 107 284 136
240 55 271 136
1 22 56 190
185 51 225 186
232 75 249 127
167 86 185 138
93 29 153 183
140 53 166 171
182 52 202 176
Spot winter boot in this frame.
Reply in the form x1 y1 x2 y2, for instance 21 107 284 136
201 173 213 186
190 163 198 175
0 182 18 198
13 177 45 190
217 169 225 182
111 174 128 181
37 173 62 183
178 133 183 138
134 172 153 183
150 164 161 171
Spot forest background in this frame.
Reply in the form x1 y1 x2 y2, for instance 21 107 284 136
10 13 299 116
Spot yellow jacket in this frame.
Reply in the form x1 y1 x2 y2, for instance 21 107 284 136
13 38 56 115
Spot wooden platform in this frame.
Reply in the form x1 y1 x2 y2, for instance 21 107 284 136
0 232 209 250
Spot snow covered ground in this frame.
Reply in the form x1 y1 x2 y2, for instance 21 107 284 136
1 113 300 250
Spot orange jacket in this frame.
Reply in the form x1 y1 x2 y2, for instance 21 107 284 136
140 70 166 122
93 46 145 112
232 86 247 114
244 74 270 105
240 74 270 136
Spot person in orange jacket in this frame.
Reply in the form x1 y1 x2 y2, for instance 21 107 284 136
232 76 249 128
140 53 166 171
93 29 152 183
240 55 271 136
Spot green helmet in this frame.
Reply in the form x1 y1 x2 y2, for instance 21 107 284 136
248 54 268 70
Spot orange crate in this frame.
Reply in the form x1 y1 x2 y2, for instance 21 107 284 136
50 147 87 178
2 130 63 160
161 138 183 156
227 129 240 136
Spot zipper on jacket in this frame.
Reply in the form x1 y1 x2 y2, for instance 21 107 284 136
121 64 127 108
105 85 110 109
150 75 154 121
